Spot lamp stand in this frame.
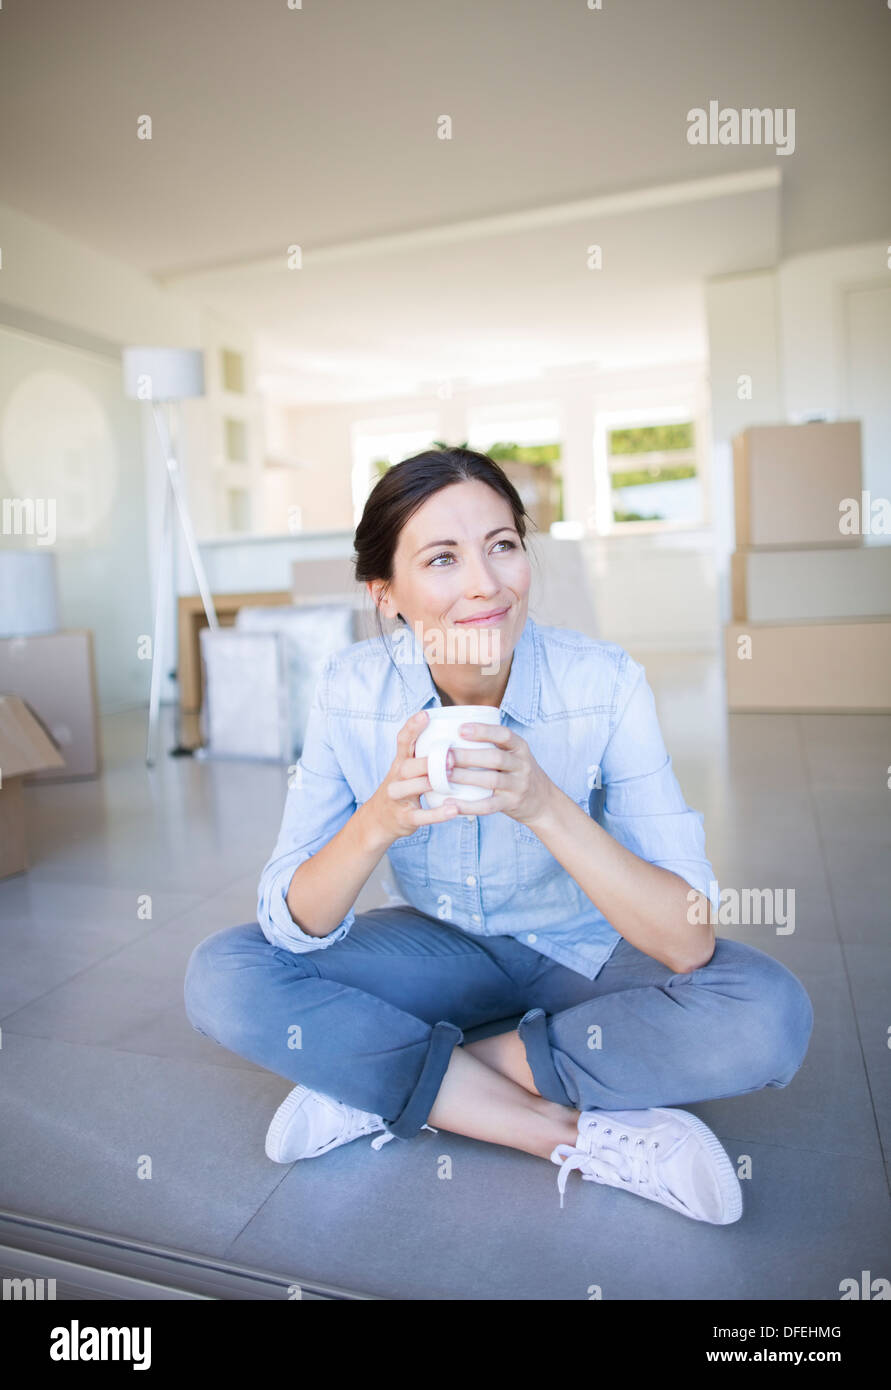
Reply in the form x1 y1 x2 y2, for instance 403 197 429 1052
146 402 218 767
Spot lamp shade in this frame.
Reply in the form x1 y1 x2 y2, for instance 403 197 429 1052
122 347 205 401
0 552 61 637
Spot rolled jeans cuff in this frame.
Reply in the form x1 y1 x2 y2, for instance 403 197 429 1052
518 1007 573 1106
385 1020 465 1140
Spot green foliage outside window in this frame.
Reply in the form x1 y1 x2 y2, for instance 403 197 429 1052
611 462 697 488
608 422 694 455
483 441 561 466
613 507 664 522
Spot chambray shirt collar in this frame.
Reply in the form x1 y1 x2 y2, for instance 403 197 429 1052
391 613 540 726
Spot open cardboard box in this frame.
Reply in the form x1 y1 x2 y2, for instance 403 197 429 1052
0 694 66 878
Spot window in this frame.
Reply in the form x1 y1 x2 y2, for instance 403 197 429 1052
226 487 251 533
604 418 702 531
221 348 246 394
224 417 248 464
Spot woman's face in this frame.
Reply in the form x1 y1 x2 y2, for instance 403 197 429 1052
371 479 532 661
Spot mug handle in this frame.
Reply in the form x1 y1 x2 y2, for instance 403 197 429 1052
426 737 456 797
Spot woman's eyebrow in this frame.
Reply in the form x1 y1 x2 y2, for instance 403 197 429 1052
412 526 517 558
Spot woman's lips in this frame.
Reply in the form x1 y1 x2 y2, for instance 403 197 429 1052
455 605 511 626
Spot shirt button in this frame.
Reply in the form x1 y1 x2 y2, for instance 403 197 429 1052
527 933 537 943
465 874 477 886
472 913 481 923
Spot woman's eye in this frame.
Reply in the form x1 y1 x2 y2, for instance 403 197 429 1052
427 540 515 567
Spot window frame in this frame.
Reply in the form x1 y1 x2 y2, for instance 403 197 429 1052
592 403 711 538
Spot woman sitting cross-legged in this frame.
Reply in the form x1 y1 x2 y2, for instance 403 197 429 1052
184 447 813 1225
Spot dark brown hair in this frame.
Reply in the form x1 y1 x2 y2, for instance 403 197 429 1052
353 447 537 645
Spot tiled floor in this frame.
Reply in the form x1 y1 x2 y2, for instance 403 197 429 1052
1 654 889 1299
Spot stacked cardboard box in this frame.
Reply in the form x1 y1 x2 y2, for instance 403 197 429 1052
0 695 65 877
0 629 101 778
725 421 891 711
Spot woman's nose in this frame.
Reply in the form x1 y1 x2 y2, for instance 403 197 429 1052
464 560 500 595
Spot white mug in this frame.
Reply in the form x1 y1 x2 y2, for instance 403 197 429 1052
415 705 502 809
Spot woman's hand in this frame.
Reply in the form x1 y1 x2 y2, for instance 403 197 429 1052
367 710 460 844
439 722 556 829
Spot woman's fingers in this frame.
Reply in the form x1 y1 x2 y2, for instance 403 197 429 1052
447 746 515 771
443 767 510 790
398 755 432 779
387 775 434 800
395 710 428 758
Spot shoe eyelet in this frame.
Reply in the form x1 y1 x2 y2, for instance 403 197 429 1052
636 1138 644 1146
653 1141 659 1149
604 1128 611 1134
620 1134 628 1142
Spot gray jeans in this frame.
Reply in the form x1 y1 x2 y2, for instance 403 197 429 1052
183 904 814 1140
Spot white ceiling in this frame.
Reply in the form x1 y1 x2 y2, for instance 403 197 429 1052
0 0 887 403
183 172 781 403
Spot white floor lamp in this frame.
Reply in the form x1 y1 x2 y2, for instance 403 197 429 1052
123 347 219 766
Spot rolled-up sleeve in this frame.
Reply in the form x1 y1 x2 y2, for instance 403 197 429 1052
591 656 719 913
257 655 358 953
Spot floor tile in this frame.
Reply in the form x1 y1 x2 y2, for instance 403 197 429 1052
0 882 202 1019
225 1129 891 1300
0 1033 289 1255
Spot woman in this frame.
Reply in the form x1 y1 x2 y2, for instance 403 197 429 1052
184 447 814 1224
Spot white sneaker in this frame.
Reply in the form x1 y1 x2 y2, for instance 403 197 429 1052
264 1083 437 1163
550 1107 743 1224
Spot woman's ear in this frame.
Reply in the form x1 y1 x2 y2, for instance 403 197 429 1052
369 580 399 622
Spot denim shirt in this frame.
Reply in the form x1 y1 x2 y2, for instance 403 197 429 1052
257 615 719 980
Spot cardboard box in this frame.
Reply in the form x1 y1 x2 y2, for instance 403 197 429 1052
732 422 863 548
731 545 891 622
0 694 65 877
723 618 891 711
0 630 100 780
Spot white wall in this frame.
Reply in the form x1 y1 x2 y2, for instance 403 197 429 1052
0 325 151 710
0 201 203 710
845 285 891 531
704 270 783 623
777 243 887 423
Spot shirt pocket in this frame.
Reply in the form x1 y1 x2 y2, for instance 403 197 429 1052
386 823 432 887
513 795 592 912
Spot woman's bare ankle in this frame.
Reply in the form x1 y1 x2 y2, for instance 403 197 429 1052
525 1098 582 1160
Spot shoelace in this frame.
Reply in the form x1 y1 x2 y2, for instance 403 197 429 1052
370 1121 438 1151
552 1124 668 1209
